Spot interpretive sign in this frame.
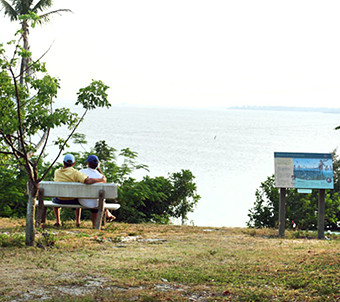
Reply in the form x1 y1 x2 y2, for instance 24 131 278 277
274 152 334 189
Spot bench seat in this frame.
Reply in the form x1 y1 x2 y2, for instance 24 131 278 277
35 200 120 210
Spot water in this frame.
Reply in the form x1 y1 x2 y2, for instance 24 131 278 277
50 105 340 227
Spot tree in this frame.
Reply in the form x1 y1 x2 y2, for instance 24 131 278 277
0 0 71 84
0 16 110 245
169 170 200 224
117 171 200 224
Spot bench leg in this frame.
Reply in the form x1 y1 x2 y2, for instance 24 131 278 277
102 212 106 227
41 206 47 224
36 188 46 228
94 190 105 229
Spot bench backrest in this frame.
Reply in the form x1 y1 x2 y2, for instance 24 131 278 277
39 181 118 199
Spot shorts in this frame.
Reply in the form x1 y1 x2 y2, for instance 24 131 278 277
52 197 80 205
52 198 98 213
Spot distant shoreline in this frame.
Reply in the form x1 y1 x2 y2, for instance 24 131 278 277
228 106 340 114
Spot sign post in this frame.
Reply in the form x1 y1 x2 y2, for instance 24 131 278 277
274 152 333 239
278 188 286 237
318 189 326 239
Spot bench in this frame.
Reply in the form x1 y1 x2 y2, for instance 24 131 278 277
36 181 120 229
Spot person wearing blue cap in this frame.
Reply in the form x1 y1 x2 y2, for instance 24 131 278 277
79 155 116 228
52 153 107 227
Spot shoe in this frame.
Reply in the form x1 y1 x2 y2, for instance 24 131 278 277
54 223 61 227
76 223 80 227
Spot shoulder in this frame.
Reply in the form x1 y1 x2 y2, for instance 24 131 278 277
92 169 102 176
74 169 89 183
75 168 87 176
55 167 67 174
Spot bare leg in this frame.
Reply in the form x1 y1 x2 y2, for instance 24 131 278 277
91 212 98 229
53 207 61 226
105 209 116 221
75 208 81 227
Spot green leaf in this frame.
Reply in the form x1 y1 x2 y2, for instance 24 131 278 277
76 80 111 110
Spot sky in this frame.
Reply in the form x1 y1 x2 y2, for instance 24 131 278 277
1 0 340 108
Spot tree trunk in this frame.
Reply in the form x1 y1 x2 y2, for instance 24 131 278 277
20 21 30 85
26 179 38 246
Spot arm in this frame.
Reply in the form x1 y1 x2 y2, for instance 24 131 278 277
84 175 107 184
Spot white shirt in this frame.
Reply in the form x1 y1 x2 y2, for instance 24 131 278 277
78 168 104 208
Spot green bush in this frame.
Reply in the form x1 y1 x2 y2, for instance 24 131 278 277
117 171 200 224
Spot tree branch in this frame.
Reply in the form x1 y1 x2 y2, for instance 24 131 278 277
15 40 54 81
39 109 88 182
0 150 15 155
0 130 24 160
38 9 73 22
27 129 49 160
9 65 34 182
34 128 50 165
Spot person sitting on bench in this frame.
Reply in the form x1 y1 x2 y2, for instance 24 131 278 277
79 155 116 228
52 154 106 227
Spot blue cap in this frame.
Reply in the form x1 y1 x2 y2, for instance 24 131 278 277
64 154 75 164
87 155 99 164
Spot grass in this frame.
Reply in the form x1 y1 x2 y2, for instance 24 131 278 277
0 218 339 301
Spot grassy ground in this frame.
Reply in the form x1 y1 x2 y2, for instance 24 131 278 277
0 218 339 302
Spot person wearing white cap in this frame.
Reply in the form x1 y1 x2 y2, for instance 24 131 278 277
79 155 116 228
52 154 106 227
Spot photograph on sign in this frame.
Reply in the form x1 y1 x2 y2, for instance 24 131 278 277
293 158 333 189
274 152 334 189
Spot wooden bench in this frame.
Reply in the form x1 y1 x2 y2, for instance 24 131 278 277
36 181 120 229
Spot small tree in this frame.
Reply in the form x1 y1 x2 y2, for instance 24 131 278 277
0 17 110 245
117 170 200 224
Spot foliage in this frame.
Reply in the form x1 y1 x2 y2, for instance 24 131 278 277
0 155 27 217
52 139 200 224
0 0 71 22
0 16 110 245
0 135 199 224
117 170 200 224
248 151 340 230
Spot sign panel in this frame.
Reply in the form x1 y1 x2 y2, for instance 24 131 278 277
274 152 334 189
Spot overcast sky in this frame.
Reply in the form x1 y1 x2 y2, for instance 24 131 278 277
1 0 340 108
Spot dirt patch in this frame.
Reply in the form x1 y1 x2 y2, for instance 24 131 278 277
10 276 109 301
